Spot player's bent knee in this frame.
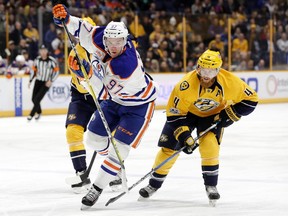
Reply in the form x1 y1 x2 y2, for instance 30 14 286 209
152 147 179 175
108 139 131 161
66 124 85 151
66 124 84 142
86 130 109 155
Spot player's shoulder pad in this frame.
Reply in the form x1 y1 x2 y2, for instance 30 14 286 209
179 80 190 91
218 68 239 79
218 68 245 84
109 45 138 79
178 71 195 91
92 26 106 51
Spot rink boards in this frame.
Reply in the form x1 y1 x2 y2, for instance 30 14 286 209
1 71 288 117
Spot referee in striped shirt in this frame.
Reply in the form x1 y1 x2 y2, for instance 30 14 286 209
27 45 59 121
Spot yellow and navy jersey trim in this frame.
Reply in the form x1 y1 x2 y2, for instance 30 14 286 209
166 68 258 119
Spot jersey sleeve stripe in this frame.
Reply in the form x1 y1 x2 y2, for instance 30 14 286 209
141 81 153 98
118 87 156 103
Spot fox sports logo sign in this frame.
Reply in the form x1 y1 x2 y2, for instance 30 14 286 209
47 81 70 103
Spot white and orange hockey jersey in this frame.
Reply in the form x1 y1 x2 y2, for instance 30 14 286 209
66 16 158 106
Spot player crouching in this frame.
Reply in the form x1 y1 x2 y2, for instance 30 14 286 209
139 49 258 206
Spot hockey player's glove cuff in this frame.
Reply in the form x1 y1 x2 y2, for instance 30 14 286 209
53 4 70 26
174 126 195 154
215 105 241 128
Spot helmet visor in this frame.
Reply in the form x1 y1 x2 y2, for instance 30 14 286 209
197 67 219 79
105 38 125 48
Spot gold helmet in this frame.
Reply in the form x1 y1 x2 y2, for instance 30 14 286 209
82 17 96 26
197 49 222 79
197 49 222 69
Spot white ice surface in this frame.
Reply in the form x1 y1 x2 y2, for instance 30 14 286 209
0 103 288 216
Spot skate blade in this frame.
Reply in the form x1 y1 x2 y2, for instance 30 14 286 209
65 175 82 185
137 196 149 201
209 199 217 207
109 184 122 192
81 204 91 211
72 185 90 194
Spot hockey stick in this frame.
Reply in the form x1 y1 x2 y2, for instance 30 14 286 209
61 21 129 192
105 122 219 206
65 151 97 185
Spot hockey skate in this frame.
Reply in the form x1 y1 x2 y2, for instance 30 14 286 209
81 184 103 210
34 113 41 120
138 185 158 200
109 171 122 192
205 186 220 207
71 171 91 194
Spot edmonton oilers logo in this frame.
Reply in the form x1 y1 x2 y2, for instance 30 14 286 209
47 81 70 103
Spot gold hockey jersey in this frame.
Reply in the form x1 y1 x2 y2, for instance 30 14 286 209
166 69 259 118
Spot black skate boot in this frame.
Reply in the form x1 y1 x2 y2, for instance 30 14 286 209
109 171 122 191
34 113 41 120
205 185 220 206
81 184 103 210
71 170 91 194
139 185 158 198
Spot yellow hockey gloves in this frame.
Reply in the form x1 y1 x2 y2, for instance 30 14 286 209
215 105 241 128
174 126 195 154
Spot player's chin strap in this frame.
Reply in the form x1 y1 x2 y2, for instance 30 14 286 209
105 121 220 206
62 21 129 193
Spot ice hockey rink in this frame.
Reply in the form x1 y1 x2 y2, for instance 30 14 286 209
1 103 288 216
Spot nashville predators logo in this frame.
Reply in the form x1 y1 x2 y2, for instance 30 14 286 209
180 81 189 91
159 134 168 142
194 98 219 112
67 114 76 121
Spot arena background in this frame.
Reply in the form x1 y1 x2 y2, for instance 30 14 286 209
1 0 288 117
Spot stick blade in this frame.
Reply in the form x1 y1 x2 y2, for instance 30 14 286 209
105 192 125 206
65 175 82 185
105 197 116 206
